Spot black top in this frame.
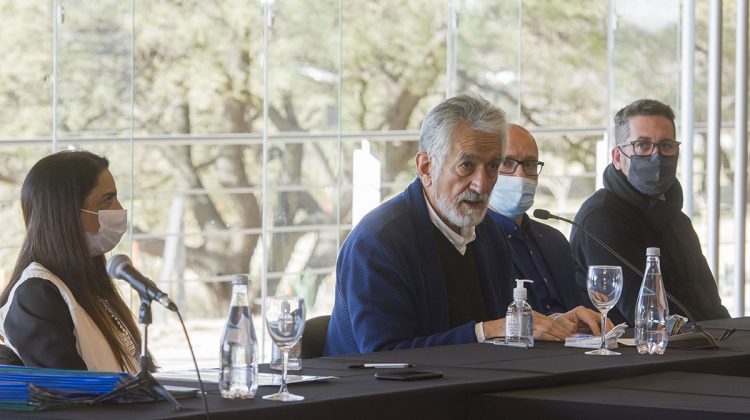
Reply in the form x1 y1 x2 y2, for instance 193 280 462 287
570 164 730 325
3 278 87 370
490 212 568 314
433 225 489 328
489 211 590 314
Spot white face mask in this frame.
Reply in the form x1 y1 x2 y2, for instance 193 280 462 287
489 175 538 218
80 209 127 256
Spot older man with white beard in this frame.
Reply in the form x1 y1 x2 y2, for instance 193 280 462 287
325 94 600 356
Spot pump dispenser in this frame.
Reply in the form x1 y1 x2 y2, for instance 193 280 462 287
505 279 534 347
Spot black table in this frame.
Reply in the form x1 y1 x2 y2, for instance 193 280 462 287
702 316 750 331
469 371 750 420
10 319 750 419
329 328 750 380
7 360 550 419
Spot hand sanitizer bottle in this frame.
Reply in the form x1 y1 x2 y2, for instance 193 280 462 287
505 279 534 347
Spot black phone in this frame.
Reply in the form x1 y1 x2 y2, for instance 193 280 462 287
374 370 443 381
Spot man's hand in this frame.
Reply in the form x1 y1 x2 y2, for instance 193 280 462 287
482 318 506 339
530 311 575 341
483 312 576 342
551 306 613 336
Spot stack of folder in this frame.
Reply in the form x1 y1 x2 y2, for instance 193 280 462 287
0 365 130 411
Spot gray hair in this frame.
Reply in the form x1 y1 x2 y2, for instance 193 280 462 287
614 99 676 146
419 94 507 171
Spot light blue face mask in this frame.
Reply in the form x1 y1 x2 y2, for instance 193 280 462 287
489 175 538 217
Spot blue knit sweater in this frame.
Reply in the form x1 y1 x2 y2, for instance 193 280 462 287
324 178 513 356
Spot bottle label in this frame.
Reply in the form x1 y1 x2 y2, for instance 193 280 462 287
506 315 521 337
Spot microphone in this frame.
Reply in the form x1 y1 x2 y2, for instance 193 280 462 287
533 209 719 349
533 209 645 280
107 254 177 312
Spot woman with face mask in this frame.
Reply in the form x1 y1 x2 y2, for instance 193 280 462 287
0 150 140 373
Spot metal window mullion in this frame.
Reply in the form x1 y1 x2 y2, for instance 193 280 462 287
707 0 722 282
734 0 749 316
260 0 272 363
52 0 61 153
517 0 523 122
336 0 343 286
681 0 696 218
445 0 458 98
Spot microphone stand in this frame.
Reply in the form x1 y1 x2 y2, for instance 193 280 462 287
94 297 181 409
534 209 719 349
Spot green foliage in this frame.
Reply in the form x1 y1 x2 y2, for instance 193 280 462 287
0 0 742 313
0 2 51 137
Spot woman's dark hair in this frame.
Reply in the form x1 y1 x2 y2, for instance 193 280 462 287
0 150 141 372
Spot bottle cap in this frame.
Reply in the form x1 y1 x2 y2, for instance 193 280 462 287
231 274 249 286
646 247 661 257
513 279 534 300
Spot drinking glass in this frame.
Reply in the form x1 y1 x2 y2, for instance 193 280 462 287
585 265 623 356
263 296 306 401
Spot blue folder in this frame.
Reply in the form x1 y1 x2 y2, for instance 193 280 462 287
0 365 130 411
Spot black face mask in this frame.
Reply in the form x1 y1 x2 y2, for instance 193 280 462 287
625 152 678 196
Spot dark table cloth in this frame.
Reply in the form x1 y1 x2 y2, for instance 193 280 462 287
9 318 750 419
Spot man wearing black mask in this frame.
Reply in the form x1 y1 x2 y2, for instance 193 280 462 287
570 99 730 325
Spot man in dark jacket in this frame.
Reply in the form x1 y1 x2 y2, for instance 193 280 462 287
570 99 730 325
325 94 602 356
488 124 604 332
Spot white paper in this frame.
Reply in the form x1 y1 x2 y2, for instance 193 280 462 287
564 322 628 349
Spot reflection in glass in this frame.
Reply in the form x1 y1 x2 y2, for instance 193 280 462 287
263 296 306 402
585 265 623 356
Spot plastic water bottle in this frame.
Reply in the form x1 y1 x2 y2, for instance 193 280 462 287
635 247 669 355
505 279 534 347
270 341 301 371
219 274 259 399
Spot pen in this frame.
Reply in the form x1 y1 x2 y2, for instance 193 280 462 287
348 363 415 369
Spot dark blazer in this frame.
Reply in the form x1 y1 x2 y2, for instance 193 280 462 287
2 278 86 369
489 211 585 313
324 178 513 356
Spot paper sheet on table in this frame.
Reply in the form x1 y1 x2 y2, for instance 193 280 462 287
564 323 628 349
155 369 336 386
617 338 636 346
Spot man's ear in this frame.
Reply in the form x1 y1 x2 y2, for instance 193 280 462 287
612 147 622 170
415 152 432 187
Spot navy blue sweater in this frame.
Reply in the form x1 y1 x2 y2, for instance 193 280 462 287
324 178 513 356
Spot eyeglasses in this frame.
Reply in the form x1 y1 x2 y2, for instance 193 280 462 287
499 158 544 176
620 139 682 157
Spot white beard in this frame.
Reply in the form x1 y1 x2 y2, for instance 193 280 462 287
435 188 489 229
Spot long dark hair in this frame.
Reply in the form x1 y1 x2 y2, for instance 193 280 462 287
1 150 141 372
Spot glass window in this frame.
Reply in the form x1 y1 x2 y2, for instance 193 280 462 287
0 0 745 370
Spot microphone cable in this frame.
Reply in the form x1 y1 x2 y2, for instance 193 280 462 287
533 208 701 326
175 307 210 420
